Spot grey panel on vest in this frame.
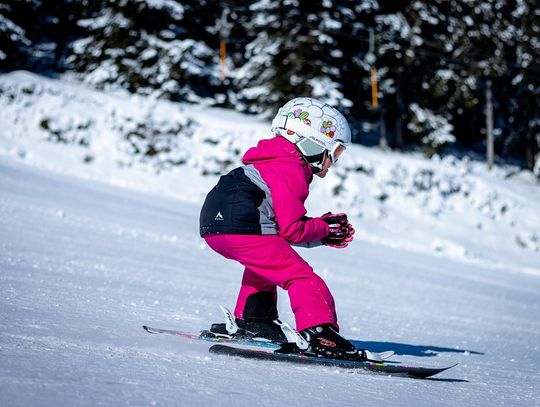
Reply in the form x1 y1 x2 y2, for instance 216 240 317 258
242 165 277 235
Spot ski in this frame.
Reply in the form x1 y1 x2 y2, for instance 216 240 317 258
144 305 394 360
142 325 394 360
142 325 280 350
209 344 457 379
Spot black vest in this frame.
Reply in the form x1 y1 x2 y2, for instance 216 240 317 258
199 167 267 236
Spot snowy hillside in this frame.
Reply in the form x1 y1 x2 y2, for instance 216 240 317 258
1 71 539 271
1 72 540 406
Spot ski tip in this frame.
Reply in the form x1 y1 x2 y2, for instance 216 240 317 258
142 325 156 334
427 363 459 376
440 363 458 370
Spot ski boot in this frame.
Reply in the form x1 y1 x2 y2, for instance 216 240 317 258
206 305 287 343
298 324 366 360
274 324 389 362
209 319 287 342
207 293 288 343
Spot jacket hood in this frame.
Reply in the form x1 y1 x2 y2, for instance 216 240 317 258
243 136 311 172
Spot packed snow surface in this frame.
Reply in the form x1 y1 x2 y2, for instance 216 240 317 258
1 72 540 406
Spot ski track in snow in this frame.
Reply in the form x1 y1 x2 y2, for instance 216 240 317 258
1 157 539 406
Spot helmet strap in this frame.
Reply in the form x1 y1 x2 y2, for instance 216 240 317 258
302 153 325 173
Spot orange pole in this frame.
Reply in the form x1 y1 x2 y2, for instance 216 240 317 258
220 39 226 82
371 66 378 109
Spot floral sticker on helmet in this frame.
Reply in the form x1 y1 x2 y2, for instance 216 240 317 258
288 109 309 121
287 109 312 135
320 120 336 138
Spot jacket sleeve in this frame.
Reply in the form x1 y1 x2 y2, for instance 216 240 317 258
268 167 329 244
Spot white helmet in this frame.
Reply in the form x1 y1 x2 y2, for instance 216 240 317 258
271 97 351 171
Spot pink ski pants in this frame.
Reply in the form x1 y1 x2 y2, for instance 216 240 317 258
204 234 339 332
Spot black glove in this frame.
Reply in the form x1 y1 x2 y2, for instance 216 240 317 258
320 212 355 248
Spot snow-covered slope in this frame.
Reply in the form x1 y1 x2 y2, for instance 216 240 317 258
1 72 540 406
1 71 539 274
1 157 539 406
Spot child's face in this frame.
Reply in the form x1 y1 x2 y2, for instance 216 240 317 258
315 145 346 178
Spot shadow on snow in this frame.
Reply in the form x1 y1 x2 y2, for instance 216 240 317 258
350 340 484 358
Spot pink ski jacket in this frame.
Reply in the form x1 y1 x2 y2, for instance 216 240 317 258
199 136 329 244
242 136 329 243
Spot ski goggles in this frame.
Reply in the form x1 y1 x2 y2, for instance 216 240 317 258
297 137 346 166
328 142 346 164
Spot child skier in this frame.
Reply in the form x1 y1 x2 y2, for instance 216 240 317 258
199 97 361 360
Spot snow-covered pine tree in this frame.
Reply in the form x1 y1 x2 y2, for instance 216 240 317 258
232 0 355 116
0 0 32 70
66 0 223 102
436 0 540 166
0 0 84 72
0 1 32 70
403 0 538 167
0 0 78 71
507 0 540 172
436 0 513 155
372 1 461 152
318 0 380 143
